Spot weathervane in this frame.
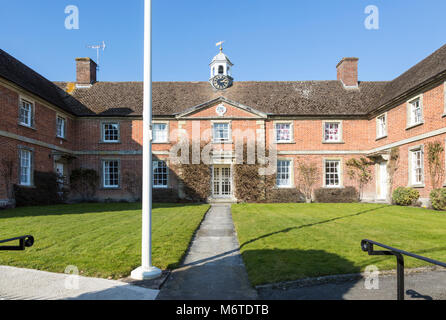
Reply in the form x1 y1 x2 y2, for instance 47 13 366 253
216 41 225 52
86 41 106 70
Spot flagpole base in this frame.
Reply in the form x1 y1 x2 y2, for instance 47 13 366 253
130 266 162 280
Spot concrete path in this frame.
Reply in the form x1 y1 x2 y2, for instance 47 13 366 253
0 266 159 300
157 204 257 300
258 269 446 300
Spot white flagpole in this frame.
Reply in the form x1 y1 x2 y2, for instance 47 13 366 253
131 0 161 280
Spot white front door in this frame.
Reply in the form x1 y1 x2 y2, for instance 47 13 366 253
377 162 388 200
212 165 232 197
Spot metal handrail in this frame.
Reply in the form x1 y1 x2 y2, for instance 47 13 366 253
0 235 34 251
361 239 446 300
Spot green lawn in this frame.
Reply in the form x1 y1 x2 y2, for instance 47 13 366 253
232 203 446 286
0 203 209 279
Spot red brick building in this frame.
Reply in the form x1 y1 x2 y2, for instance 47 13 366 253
0 45 445 207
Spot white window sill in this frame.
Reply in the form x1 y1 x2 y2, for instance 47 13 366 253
153 141 169 144
409 184 425 189
153 186 169 189
212 140 232 144
322 141 345 144
376 135 387 141
101 141 121 144
19 123 36 130
406 122 424 130
323 185 343 189
276 141 295 144
275 185 295 189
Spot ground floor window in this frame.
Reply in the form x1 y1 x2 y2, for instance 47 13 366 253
276 160 292 187
19 149 33 186
153 160 168 188
325 160 340 187
410 148 424 185
103 160 120 188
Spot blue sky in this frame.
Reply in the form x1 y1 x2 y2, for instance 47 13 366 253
0 1 445 82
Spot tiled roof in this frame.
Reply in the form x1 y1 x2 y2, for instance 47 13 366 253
2 44 446 118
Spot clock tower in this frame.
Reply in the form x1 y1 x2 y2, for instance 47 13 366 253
209 44 233 90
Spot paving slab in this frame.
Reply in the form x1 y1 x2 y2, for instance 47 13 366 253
0 266 159 300
157 204 257 300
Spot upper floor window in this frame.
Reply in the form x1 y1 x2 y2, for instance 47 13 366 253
153 160 168 188
410 148 424 186
276 160 292 188
153 123 168 143
275 123 293 143
103 160 120 188
56 116 66 139
408 97 423 127
376 114 387 139
19 99 34 127
19 149 33 186
324 121 342 143
213 122 230 143
102 122 120 143
325 160 341 188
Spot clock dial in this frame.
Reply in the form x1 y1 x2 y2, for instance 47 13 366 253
211 75 232 90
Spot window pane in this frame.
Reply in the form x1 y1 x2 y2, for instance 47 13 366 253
276 123 291 142
104 161 119 187
213 123 229 142
153 123 167 142
325 160 340 187
19 150 31 186
325 123 340 141
276 160 291 187
153 160 168 187
103 123 119 142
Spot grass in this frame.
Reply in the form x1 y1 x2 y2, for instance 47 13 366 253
232 203 446 286
0 202 209 279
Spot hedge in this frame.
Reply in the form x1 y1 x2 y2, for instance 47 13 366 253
430 188 446 211
392 187 420 206
314 187 359 203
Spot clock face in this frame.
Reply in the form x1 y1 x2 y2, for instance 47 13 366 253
211 75 231 90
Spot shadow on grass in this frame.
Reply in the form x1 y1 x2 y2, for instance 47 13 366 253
0 202 202 219
240 205 390 249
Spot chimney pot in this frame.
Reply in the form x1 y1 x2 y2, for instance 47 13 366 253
337 57 359 88
76 57 97 85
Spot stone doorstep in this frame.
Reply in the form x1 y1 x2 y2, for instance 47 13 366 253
255 266 446 291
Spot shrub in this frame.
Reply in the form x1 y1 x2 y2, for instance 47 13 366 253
70 168 100 201
314 187 359 203
14 171 66 207
266 188 305 203
392 187 420 206
430 188 446 211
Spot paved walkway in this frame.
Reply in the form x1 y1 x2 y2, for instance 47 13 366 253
157 204 257 300
0 266 159 300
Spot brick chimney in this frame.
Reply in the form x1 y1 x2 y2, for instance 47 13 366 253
336 57 359 88
75 58 97 85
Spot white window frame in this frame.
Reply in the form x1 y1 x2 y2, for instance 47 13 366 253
276 159 293 188
376 113 387 139
212 121 231 143
407 96 424 128
323 121 343 143
102 122 120 143
409 146 424 187
274 121 294 143
153 160 169 188
102 159 120 189
324 159 342 188
19 148 33 187
19 98 34 128
56 115 66 139
152 122 169 143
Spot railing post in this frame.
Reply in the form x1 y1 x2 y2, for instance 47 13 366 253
395 253 405 301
